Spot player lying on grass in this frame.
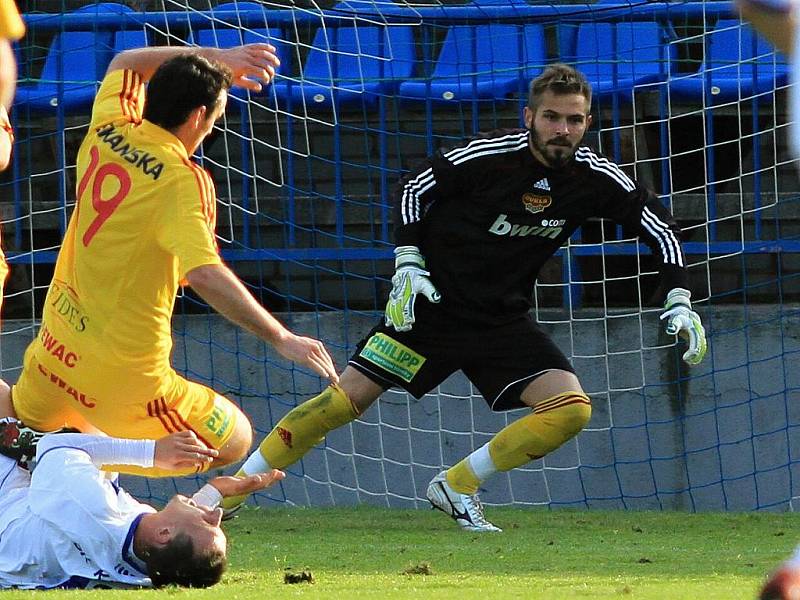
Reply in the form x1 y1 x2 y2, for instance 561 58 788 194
223 64 707 531
0 417 284 589
10 42 338 478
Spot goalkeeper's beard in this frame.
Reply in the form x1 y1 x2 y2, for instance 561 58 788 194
528 127 580 169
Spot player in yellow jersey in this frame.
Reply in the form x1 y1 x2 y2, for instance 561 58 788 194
10 44 339 476
0 0 24 423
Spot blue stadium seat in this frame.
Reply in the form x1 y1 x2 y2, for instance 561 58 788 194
399 22 546 103
14 3 142 115
113 26 148 55
570 21 675 100
192 1 289 104
272 6 415 110
669 20 789 103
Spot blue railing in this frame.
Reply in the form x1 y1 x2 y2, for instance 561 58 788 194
21 3 736 30
4 1 789 280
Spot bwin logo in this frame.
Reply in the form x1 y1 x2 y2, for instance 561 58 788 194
488 214 562 239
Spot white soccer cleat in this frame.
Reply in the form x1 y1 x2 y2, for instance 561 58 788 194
426 471 502 533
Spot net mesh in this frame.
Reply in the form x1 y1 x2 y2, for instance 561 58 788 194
2 0 798 511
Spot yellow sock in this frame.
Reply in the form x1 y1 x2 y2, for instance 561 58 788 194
260 384 359 469
446 458 481 495
221 384 358 510
488 392 591 472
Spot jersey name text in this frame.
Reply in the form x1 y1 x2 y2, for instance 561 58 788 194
96 124 165 180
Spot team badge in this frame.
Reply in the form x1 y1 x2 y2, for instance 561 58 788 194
522 192 551 214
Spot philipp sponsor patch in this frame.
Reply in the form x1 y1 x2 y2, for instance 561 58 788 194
359 333 426 382
205 396 234 439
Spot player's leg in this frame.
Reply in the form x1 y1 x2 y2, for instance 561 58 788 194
101 378 252 477
223 320 455 512
429 370 589 533
2 372 89 466
220 367 383 511
11 350 97 433
428 319 590 532
448 370 590 491
211 401 253 467
246 367 382 470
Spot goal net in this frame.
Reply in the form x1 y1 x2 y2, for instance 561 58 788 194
4 0 798 512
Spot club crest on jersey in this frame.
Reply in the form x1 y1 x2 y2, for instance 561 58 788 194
522 193 551 215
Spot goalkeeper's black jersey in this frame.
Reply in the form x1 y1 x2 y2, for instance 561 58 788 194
392 128 689 326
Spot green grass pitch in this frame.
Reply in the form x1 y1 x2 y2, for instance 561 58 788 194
1 507 796 599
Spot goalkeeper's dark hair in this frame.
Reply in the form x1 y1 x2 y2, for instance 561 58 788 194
145 532 227 588
527 64 592 111
143 54 233 131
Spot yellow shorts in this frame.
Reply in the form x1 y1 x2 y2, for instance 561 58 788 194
11 341 242 452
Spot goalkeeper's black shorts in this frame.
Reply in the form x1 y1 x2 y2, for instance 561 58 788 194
348 313 575 411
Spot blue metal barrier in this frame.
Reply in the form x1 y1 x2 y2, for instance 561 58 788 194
7 1 787 288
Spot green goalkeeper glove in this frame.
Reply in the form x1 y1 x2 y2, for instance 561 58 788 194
385 246 441 332
660 288 707 365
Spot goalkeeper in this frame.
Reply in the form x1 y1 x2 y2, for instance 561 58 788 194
10 43 338 478
225 64 707 531
0 416 284 589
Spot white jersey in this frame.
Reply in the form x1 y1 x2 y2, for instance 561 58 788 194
0 436 156 589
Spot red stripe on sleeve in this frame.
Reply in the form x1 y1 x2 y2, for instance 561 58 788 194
148 399 175 434
158 397 184 433
117 70 143 123
118 70 131 120
181 158 212 225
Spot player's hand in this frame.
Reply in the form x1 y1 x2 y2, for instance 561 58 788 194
385 246 441 332
660 287 707 366
218 43 280 91
275 332 339 383
154 431 218 471
209 469 286 497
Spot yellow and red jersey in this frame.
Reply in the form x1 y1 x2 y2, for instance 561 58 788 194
40 68 221 384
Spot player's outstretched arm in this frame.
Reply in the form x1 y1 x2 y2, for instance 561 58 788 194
107 43 279 90
210 470 286 497
191 470 286 508
186 263 339 382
